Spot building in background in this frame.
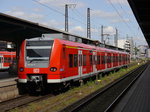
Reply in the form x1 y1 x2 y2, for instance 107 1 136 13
118 38 134 58
137 45 149 59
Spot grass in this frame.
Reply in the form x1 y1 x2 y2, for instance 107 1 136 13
11 62 145 112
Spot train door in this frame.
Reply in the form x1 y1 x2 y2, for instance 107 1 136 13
93 51 97 73
0 56 3 69
78 50 83 77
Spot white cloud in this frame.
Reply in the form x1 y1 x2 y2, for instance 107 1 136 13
38 0 86 8
103 26 116 35
70 26 99 34
111 18 130 23
5 8 64 29
33 8 43 12
70 26 85 33
91 10 118 18
5 8 44 22
40 19 64 27
91 28 98 33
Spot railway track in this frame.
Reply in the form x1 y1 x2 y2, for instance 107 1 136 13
104 63 149 112
60 62 149 112
0 92 54 112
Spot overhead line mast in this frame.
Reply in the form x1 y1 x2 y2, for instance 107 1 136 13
65 4 76 32
65 4 68 32
87 8 91 39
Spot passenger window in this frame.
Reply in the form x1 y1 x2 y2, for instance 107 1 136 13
102 56 104 64
69 54 73 67
97 56 100 64
90 55 93 65
63 47 66 58
83 55 86 66
74 54 78 67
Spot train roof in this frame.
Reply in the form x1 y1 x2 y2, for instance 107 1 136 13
26 33 129 54
56 39 129 54
0 51 16 55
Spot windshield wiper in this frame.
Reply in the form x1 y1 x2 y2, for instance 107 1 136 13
29 59 41 63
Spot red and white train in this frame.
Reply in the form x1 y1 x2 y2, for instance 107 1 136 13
0 51 16 70
18 34 130 90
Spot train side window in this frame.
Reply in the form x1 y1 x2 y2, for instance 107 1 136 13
69 54 73 67
102 56 104 64
90 55 93 65
105 56 107 64
4 57 7 63
83 55 86 66
97 56 100 64
113 56 115 62
74 54 78 67
63 47 66 59
106 56 108 64
8 57 11 62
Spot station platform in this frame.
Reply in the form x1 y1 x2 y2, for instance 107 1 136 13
0 77 17 87
112 63 150 112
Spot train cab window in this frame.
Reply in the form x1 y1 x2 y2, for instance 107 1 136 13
97 56 100 64
74 54 78 67
90 55 93 65
69 54 73 67
83 55 86 66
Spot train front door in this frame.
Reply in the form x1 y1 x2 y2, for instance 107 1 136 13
78 50 83 78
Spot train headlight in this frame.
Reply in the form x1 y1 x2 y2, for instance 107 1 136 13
50 67 57 72
20 67 24 72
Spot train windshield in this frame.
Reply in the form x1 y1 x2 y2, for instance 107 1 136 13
26 40 53 62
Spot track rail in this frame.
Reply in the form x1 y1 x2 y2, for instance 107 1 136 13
0 93 54 112
59 62 149 112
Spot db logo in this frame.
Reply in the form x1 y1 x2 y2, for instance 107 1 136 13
33 68 40 73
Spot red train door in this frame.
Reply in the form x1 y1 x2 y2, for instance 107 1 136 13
78 50 83 78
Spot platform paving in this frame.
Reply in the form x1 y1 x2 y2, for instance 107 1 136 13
112 63 150 112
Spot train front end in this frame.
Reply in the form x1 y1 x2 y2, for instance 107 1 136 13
18 37 55 90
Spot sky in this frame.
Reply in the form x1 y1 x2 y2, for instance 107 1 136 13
0 0 148 46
